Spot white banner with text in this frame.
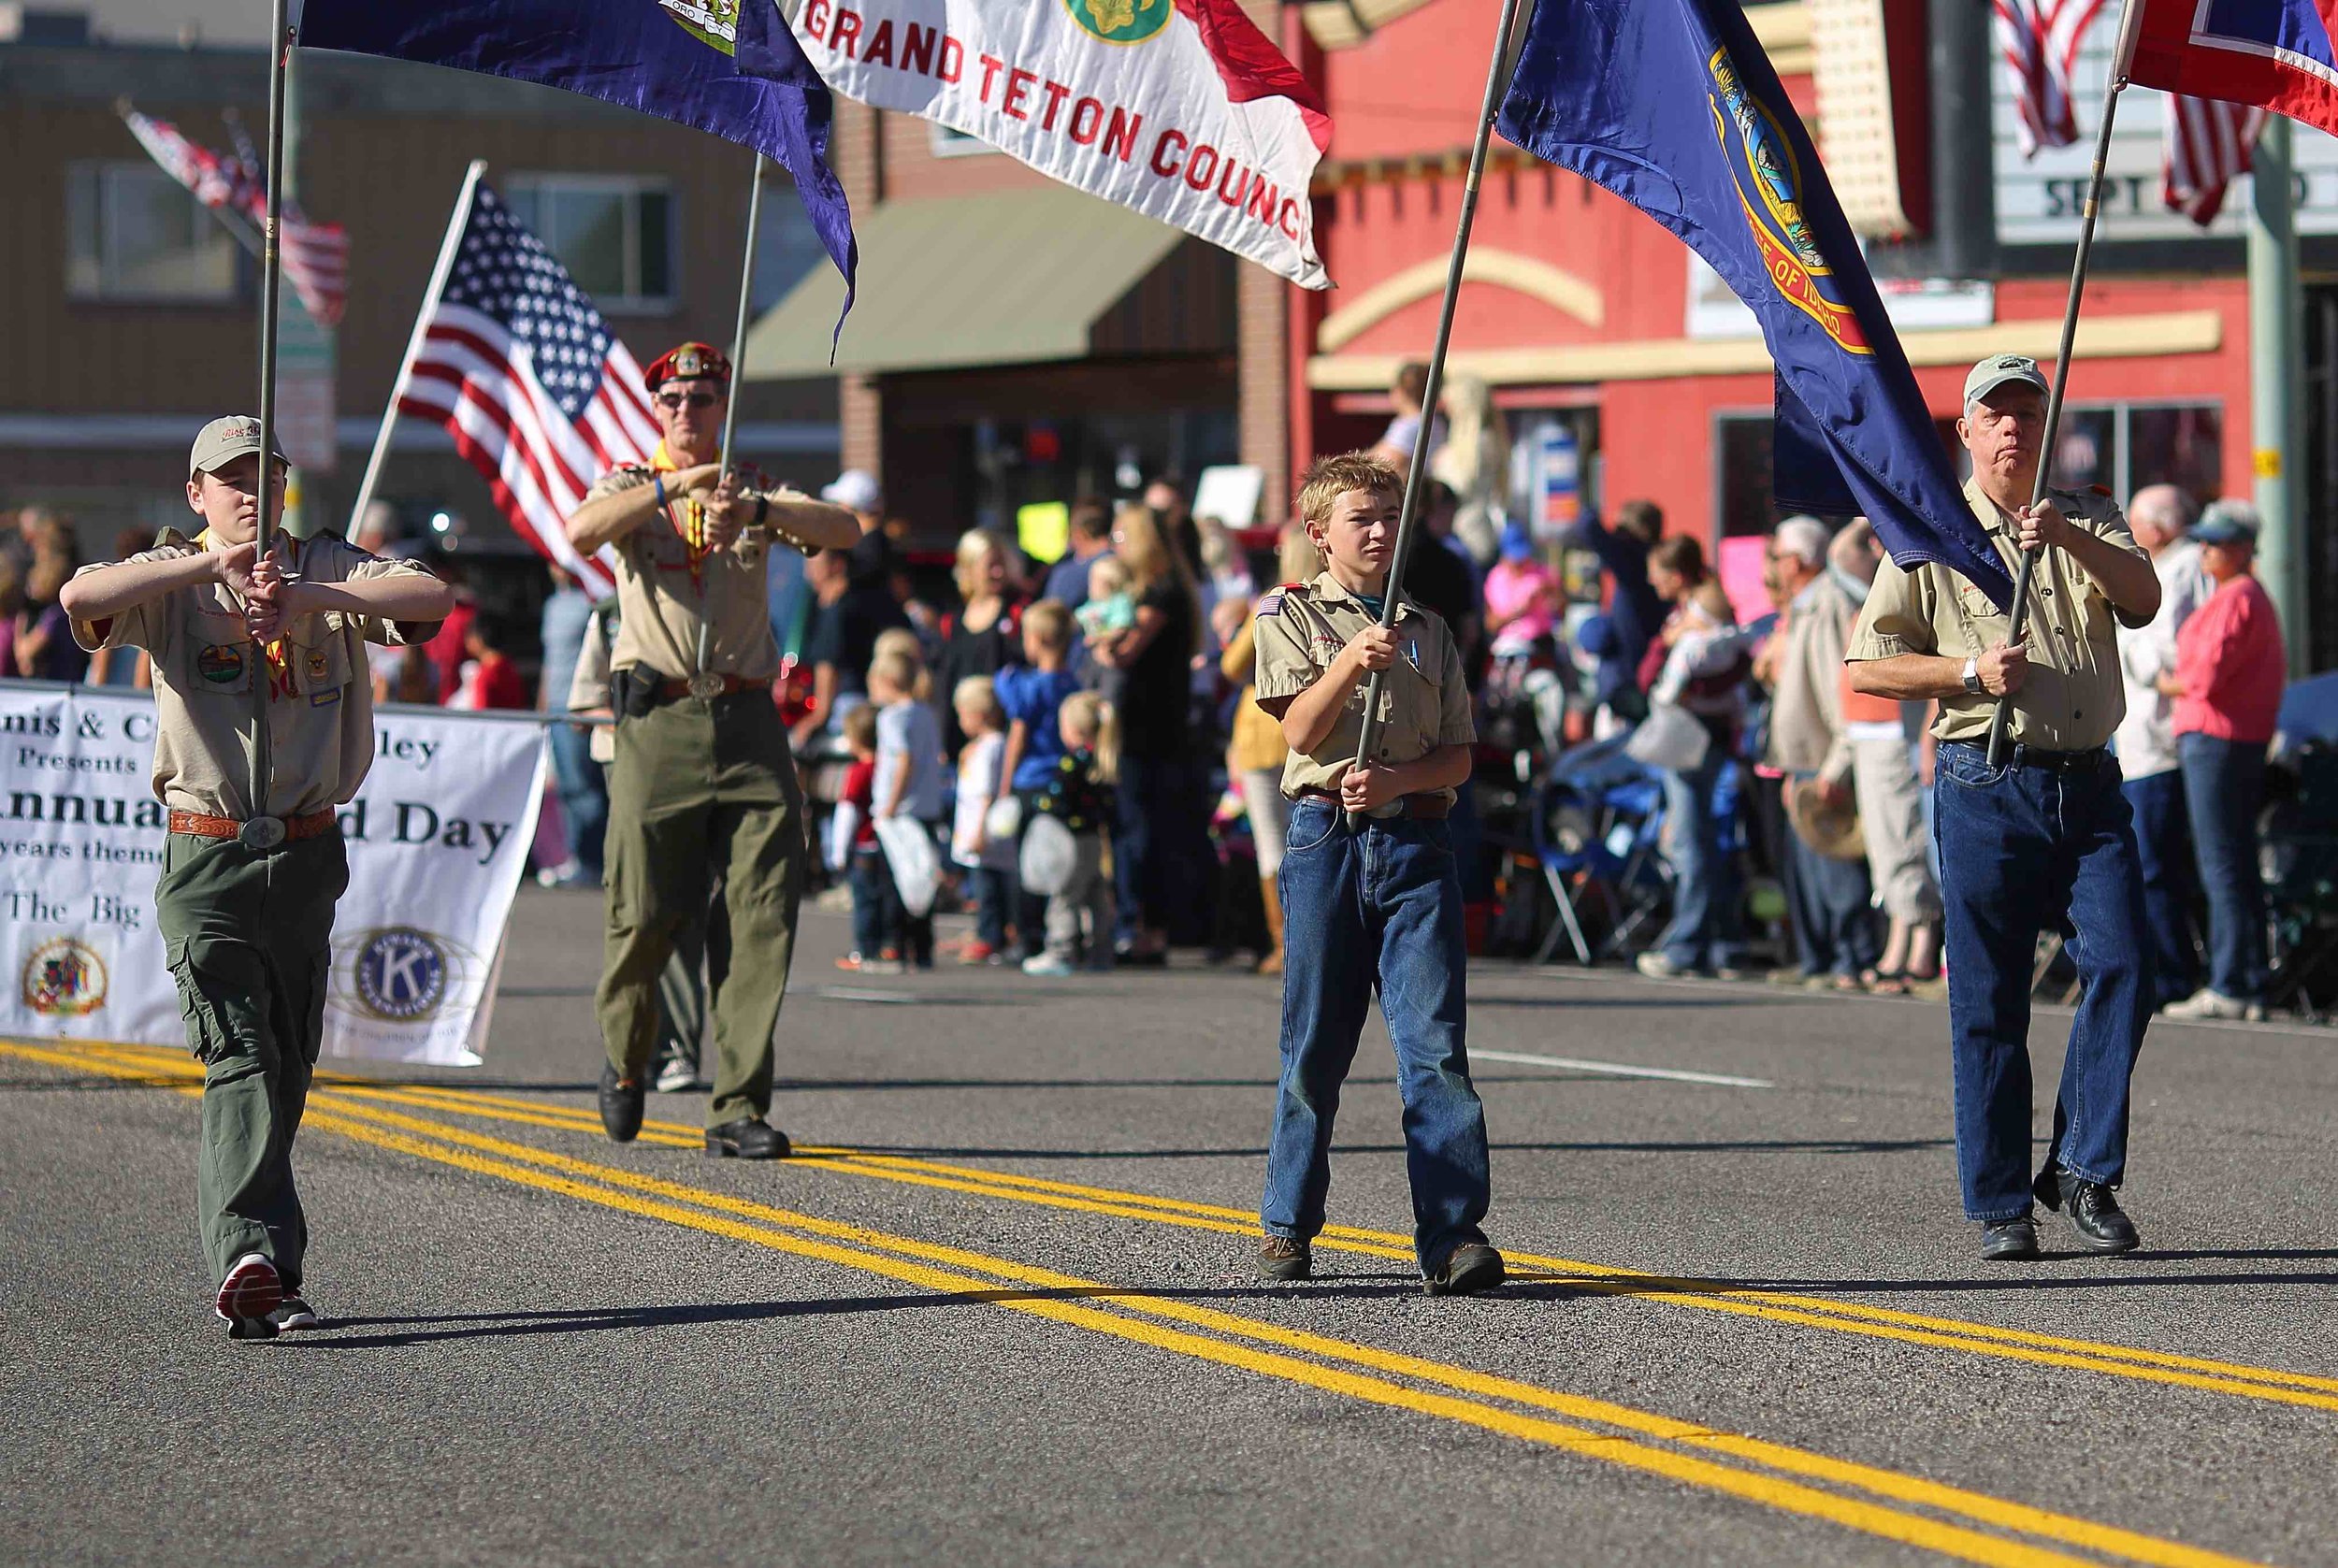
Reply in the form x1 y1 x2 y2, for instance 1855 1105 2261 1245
0 688 546 1067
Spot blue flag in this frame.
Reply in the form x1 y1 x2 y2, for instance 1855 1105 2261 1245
301 0 857 326
1496 0 2013 608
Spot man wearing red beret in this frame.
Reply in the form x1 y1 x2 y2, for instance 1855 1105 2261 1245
566 341 859 1157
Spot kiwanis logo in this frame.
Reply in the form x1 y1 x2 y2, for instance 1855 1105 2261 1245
1064 0 1171 45
660 0 741 50
353 927 450 1022
22 938 107 1017
1705 47 1870 357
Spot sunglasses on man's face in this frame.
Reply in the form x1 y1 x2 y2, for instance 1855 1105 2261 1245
657 390 721 410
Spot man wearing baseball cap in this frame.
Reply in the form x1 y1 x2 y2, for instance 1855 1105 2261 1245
58 415 453 1337
565 341 859 1158
1845 353 2163 1263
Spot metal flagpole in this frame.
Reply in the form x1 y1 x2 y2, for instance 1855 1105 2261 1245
348 160 489 536
242 0 294 850
1984 0 2146 767
692 151 767 692
1344 0 1525 831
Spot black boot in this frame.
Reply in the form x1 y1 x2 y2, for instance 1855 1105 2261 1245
599 1063 645 1144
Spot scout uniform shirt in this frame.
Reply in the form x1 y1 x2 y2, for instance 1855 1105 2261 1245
70 531 442 819
1251 570 1475 810
583 464 821 683
1844 477 2149 753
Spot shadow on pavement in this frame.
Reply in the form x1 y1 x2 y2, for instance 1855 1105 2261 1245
823 1136 1953 1160
1531 1252 2338 1297
289 1276 1438 1347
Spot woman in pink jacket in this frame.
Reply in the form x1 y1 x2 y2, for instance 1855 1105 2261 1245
2160 502 2286 1021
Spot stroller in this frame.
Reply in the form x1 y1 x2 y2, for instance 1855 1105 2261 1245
1520 734 1673 964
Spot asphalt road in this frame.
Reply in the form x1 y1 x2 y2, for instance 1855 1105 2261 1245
5 885 2335 1568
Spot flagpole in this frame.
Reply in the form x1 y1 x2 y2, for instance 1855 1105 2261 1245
1984 0 2146 768
1344 0 1525 831
347 160 489 538
697 151 766 683
241 1 294 850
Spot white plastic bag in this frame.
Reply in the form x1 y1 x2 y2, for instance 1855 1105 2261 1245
873 815 941 917
1624 703 1710 772
1018 813 1078 898
985 793 1022 842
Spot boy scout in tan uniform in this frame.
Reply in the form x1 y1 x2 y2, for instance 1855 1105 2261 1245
62 415 451 1338
1846 353 2163 1264
1248 452 1503 1296
563 342 859 1158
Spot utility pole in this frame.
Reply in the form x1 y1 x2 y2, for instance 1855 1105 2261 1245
2249 115 2306 669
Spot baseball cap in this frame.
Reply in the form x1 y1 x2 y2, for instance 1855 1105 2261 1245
1963 353 2050 408
642 340 731 391
188 415 289 478
822 468 882 513
2191 498 2260 545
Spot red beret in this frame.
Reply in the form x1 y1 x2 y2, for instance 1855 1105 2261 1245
642 341 731 391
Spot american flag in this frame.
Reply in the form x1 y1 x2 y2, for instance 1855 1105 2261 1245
2162 94 2269 227
391 183 658 597
119 108 347 327
1994 0 2109 157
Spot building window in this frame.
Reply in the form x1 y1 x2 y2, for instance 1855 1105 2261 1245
2050 402 2225 506
503 176 676 312
65 163 239 303
929 122 1001 160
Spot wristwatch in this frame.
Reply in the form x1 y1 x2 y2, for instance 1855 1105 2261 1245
1961 656 1984 696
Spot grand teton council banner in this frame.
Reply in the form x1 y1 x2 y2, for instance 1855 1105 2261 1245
787 0 1333 287
0 688 545 1068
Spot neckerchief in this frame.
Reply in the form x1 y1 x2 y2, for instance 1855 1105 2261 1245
651 442 714 583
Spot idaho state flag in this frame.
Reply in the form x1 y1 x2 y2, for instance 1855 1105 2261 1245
1497 0 2013 608
2126 0 2338 138
300 0 857 313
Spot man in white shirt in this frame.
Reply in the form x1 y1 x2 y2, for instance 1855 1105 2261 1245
2115 483 2213 1009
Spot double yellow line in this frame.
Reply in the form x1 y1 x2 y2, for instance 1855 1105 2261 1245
0 1036 2277 1568
35 1035 2338 1417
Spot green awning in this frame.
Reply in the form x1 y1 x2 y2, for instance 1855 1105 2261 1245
743 184 1188 381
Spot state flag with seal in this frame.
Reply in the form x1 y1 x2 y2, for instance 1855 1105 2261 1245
788 0 1331 287
1496 0 2013 608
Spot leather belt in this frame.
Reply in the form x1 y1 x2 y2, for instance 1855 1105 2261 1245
1295 788 1451 820
1941 741 2107 772
657 673 774 700
168 808 339 842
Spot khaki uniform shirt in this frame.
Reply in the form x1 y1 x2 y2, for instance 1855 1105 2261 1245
1251 571 1475 809
584 466 826 684
1844 479 2148 752
72 531 442 819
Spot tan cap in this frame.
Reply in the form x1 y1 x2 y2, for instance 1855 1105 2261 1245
1962 354 2049 408
188 415 289 478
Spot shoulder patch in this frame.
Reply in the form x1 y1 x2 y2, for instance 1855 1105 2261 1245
1255 592 1285 617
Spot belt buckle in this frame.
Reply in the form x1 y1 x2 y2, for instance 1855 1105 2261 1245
238 815 286 850
686 671 726 699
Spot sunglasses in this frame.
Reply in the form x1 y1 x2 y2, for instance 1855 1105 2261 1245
656 390 721 410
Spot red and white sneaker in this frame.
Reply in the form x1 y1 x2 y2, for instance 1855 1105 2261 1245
215 1252 282 1338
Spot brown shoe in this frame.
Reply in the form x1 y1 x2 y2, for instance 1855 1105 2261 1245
1257 1234 1312 1282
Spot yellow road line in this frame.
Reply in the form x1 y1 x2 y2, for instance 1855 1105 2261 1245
0 1037 2280 1568
49 1037 2338 1409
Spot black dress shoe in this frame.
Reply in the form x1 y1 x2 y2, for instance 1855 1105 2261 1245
705 1118 789 1159
2036 1167 2139 1254
599 1063 645 1144
1980 1216 2040 1261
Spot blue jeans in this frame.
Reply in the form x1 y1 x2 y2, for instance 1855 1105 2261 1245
2122 769 2199 1006
1262 798 1492 1271
1784 779 1877 978
1656 752 1741 971
847 849 888 958
966 865 1012 951
1936 742 2151 1219
547 723 608 880
2179 733 2269 1002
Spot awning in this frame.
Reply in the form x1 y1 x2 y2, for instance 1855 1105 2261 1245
743 185 1189 381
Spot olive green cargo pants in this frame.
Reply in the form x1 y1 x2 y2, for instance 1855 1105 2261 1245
599 692 804 1127
156 829 348 1289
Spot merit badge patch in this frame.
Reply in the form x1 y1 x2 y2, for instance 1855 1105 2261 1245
306 650 329 683
195 644 244 685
